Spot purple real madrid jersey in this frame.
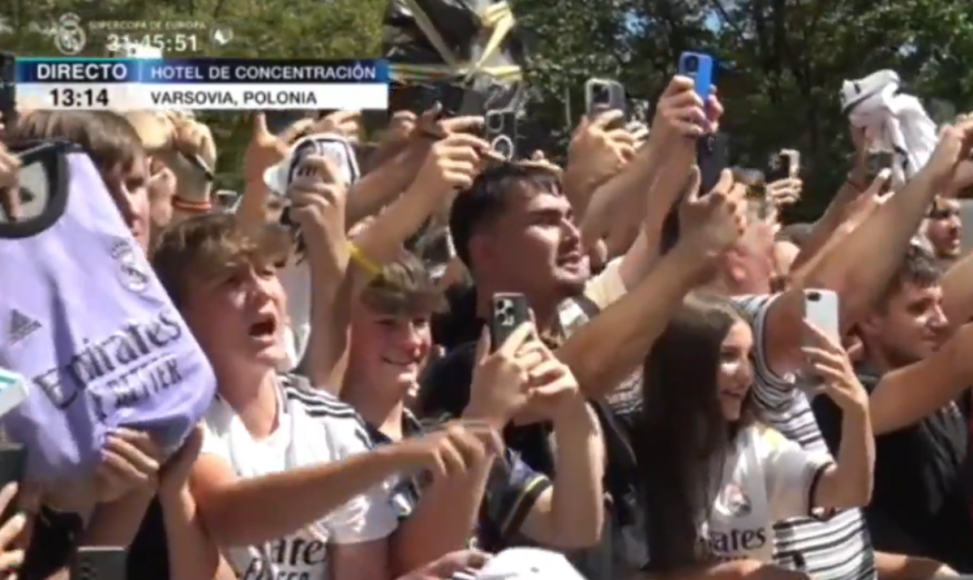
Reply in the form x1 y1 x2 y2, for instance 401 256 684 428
0 142 216 482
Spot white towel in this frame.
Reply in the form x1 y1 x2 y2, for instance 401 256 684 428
840 70 939 188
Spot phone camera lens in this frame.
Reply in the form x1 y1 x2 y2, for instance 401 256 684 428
806 291 821 301
492 135 514 160
487 113 504 132
593 86 609 104
684 55 699 73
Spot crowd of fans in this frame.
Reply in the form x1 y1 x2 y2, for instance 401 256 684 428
0 64 971 580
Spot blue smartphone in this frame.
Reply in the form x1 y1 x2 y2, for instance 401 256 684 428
678 52 714 101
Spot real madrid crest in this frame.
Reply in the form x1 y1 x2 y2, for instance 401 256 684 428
54 13 86 56
110 238 150 293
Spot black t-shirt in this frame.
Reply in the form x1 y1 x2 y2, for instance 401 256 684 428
21 497 169 580
432 284 481 351
811 370 973 571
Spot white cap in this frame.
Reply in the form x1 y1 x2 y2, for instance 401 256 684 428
473 548 586 580
263 133 360 196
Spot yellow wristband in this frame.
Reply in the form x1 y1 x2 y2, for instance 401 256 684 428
348 243 382 279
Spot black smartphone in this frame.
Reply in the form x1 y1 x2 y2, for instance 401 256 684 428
485 110 517 161
0 444 25 525
490 293 530 351
697 132 729 195
766 152 789 183
865 150 894 182
71 547 127 580
0 51 16 132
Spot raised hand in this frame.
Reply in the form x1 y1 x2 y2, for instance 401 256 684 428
0 484 25 574
409 132 490 196
650 76 709 143
312 110 362 142
923 117 973 192
465 323 546 428
522 345 586 423
0 142 23 222
518 150 563 177
415 102 485 140
679 167 747 257
567 109 637 187
842 168 893 231
243 113 313 186
394 421 504 480
802 320 868 412
766 177 803 207
287 154 347 245
95 429 163 503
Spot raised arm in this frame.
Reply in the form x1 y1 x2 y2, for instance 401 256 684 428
803 121 973 330
286 156 352 390
561 168 747 398
868 322 973 434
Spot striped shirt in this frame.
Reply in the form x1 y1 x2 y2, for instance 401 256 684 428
733 294 876 580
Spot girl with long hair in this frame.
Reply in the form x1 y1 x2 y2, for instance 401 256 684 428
635 293 874 575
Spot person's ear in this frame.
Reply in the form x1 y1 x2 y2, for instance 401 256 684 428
857 312 884 338
467 232 492 270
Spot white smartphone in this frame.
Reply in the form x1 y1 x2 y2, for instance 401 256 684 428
804 289 840 344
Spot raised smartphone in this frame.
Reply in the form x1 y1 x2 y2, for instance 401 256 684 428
804 289 840 345
767 149 799 183
584 78 626 118
490 292 530 352
485 110 517 161
677 52 714 101
697 132 729 195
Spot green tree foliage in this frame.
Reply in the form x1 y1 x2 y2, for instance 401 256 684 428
513 0 973 217
1 0 971 214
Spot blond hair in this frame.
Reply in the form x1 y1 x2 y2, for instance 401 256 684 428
152 213 289 307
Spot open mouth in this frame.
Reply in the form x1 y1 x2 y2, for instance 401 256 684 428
249 315 278 338
557 251 583 267
720 390 747 400
380 355 419 367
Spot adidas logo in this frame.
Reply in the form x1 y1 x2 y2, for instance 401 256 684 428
8 310 40 344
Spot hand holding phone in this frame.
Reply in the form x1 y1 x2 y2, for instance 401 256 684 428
677 52 714 102
584 79 626 120
485 110 517 161
865 149 894 183
803 290 840 346
490 293 531 352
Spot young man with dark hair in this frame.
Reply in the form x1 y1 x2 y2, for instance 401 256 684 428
813 244 973 572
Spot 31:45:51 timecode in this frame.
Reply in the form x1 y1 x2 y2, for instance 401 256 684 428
48 87 110 109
